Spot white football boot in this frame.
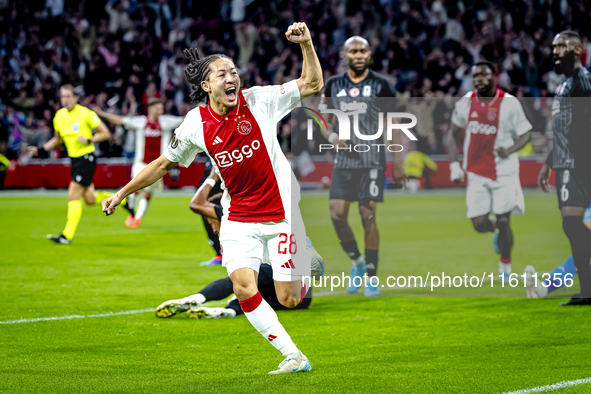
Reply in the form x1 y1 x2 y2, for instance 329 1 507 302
268 351 312 374
524 265 548 299
306 237 325 278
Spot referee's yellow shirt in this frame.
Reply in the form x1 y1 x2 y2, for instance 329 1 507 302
53 104 101 158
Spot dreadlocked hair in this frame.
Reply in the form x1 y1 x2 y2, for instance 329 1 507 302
184 48 233 103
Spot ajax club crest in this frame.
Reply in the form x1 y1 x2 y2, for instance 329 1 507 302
237 119 252 135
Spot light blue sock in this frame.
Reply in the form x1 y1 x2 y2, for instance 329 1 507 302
545 255 577 293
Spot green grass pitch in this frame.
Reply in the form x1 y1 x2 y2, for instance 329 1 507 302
1 190 590 393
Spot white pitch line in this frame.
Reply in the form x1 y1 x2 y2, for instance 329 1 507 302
500 378 591 394
0 308 153 324
0 301 230 325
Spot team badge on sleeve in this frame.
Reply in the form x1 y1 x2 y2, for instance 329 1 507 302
170 134 179 148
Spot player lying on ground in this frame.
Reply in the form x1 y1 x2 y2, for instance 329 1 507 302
102 22 324 374
27 85 111 244
155 260 313 319
94 98 184 228
538 31 591 306
189 160 224 266
524 204 591 299
189 169 324 276
447 62 532 280
318 36 407 298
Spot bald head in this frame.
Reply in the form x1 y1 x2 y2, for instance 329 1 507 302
553 30 583 75
556 30 583 48
344 36 369 49
343 36 371 75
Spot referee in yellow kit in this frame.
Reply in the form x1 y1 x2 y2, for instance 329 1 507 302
29 85 110 244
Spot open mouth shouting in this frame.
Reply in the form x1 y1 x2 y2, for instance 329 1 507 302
225 87 237 101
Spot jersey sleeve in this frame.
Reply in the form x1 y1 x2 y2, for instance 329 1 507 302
242 80 302 122
451 96 470 128
378 77 398 112
53 112 61 135
318 78 333 110
573 72 591 97
86 109 101 129
164 110 203 167
507 97 533 137
159 115 184 131
123 116 147 130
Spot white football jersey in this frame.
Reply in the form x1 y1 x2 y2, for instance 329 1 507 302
451 89 532 179
123 115 183 165
164 80 302 223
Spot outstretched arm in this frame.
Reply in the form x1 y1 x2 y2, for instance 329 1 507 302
286 22 323 98
93 107 125 125
102 155 176 215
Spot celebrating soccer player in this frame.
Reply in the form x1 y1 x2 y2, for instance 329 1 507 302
28 85 110 244
538 31 591 306
94 98 184 228
447 62 532 279
318 36 407 297
102 22 324 373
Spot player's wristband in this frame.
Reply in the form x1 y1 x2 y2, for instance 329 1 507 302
328 132 338 144
37 147 47 157
214 204 223 221
86 138 92 144
204 178 216 188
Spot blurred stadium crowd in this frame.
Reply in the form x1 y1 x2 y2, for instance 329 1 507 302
1 0 590 161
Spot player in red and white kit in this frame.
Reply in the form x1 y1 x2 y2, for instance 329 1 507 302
94 98 183 228
101 22 323 374
447 62 532 279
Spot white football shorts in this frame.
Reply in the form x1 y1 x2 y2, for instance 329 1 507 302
219 208 311 282
466 171 525 218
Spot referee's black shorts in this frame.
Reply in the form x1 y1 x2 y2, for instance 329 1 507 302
70 153 97 187
329 167 385 204
555 168 591 209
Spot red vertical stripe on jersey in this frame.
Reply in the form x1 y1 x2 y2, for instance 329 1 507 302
466 90 505 180
143 118 163 164
201 91 285 222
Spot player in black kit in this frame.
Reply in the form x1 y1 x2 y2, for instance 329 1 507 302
319 36 407 297
538 31 591 306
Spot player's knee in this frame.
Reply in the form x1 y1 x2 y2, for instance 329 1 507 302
330 209 347 226
359 208 376 226
144 192 152 201
232 282 257 301
84 192 96 206
472 219 489 233
278 294 299 309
